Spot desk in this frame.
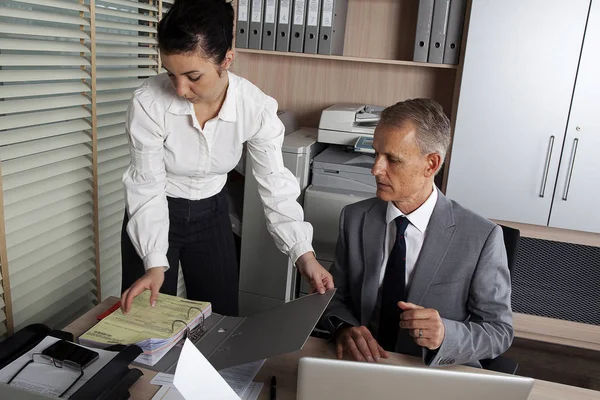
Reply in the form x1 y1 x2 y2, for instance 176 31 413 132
64 298 600 400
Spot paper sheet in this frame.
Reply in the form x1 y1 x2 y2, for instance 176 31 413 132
150 359 265 396
218 360 265 395
173 339 239 399
79 292 211 345
151 383 264 400
0 336 116 398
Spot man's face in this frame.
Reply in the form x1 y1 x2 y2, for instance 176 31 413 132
371 122 438 204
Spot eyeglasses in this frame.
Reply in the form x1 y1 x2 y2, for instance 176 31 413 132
7 353 85 398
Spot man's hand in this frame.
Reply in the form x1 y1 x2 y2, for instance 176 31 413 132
335 325 389 363
296 252 334 294
120 267 166 313
398 301 445 350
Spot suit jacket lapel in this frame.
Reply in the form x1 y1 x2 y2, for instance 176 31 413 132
360 200 387 325
406 191 456 305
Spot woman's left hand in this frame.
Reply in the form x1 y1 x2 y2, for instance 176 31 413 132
296 252 335 294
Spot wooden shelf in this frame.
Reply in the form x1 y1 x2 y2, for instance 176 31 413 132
235 48 458 70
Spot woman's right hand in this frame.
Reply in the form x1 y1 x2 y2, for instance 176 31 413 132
120 267 166 313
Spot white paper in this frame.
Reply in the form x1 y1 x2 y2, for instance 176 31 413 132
173 339 240 400
150 372 175 387
265 0 276 23
0 336 116 399
279 0 290 24
218 360 265 396
241 382 264 400
307 0 319 26
251 0 262 23
152 383 263 400
322 0 333 27
293 0 306 25
152 359 264 397
238 0 248 21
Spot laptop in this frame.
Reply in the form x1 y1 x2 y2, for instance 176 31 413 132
297 357 535 400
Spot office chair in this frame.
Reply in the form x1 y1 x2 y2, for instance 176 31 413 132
480 224 521 375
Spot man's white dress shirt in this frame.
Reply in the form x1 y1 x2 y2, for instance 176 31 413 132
123 72 313 271
380 186 439 287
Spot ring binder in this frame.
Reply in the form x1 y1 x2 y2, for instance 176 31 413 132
172 306 207 343
145 290 336 373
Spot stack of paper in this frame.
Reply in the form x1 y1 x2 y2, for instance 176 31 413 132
79 292 211 366
150 339 265 400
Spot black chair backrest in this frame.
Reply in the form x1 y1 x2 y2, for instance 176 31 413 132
499 224 520 274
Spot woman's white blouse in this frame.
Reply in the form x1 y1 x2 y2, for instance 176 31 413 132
123 72 313 271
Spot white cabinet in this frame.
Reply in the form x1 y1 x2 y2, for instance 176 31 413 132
446 0 598 232
549 0 600 232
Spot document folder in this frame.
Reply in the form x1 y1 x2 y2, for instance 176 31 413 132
276 0 293 51
443 0 466 65
249 0 265 49
236 0 250 48
428 0 451 63
290 0 308 52
413 0 435 62
146 290 336 373
317 0 349 55
303 0 322 54
262 0 279 50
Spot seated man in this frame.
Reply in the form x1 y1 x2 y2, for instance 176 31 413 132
320 99 513 367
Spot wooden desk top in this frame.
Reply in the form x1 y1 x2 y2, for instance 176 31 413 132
64 298 600 400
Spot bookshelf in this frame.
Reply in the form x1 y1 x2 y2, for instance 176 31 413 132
231 0 461 127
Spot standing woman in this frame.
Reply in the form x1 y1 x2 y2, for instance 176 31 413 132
120 0 333 315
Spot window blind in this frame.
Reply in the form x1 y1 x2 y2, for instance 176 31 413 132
91 0 159 300
0 0 178 337
0 0 96 332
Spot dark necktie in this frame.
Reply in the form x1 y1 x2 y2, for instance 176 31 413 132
378 216 410 351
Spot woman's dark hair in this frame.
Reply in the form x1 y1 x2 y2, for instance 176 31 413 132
158 0 234 64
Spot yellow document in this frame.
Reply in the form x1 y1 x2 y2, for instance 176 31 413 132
80 292 211 345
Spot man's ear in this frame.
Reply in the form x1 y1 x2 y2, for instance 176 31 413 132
425 153 443 178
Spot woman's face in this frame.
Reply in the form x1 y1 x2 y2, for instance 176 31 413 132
161 51 233 103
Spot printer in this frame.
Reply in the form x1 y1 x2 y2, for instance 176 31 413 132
299 104 385 297
317 103 384 148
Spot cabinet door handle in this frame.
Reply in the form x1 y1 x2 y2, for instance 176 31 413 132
562 138 579 201
539 136 555 198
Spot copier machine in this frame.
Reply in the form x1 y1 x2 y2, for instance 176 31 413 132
297 104 384 296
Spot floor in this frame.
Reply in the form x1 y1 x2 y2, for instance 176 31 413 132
506 338 600 392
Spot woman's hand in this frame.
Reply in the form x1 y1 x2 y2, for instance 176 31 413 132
120 267 166 313
296 252 335 294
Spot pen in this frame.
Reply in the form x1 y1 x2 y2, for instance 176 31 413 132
270 375 277 400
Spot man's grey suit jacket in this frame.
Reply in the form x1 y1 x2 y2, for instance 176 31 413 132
321 190 514 367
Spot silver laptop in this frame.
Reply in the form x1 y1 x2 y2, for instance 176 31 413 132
297 357 534 400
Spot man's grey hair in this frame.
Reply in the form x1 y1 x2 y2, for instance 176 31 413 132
379 98 451 163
